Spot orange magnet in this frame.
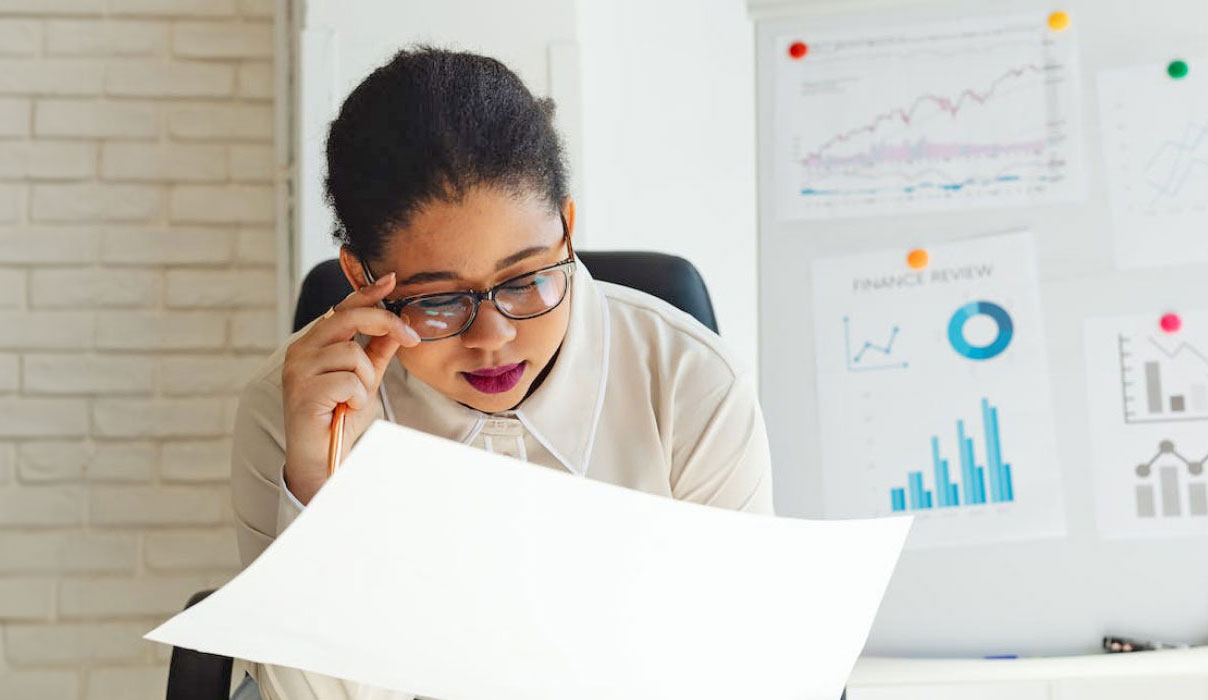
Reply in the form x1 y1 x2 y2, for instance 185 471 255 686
906 248 929 270
1048 11 1070 31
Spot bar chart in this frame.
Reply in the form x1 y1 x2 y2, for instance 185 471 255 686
1134 439 1208 518
890 397 1015 512
1087 312 1208 538
1118 334 1208 424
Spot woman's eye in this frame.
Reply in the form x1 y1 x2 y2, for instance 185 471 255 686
416 296 463 310
504 276 544 292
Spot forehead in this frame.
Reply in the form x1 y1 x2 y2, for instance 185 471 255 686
378 187 561 278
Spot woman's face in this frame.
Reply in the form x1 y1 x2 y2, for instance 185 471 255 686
344 186 575 413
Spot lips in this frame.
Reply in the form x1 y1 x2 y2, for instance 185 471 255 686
461 361 526 394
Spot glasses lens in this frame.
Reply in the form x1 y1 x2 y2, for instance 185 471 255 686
496 269 569 318
400 293 474 339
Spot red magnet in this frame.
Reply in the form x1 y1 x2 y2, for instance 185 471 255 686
788 41 808 59
1160 312 1182 333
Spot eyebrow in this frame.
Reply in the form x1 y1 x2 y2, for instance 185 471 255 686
393 241 558 287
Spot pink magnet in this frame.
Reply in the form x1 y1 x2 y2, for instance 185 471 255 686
1160 312 1182 333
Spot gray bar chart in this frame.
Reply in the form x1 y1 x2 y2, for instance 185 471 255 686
1134 440 1208 519
1119 335 1208 424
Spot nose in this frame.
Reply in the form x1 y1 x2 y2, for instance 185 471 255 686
459 300 517 351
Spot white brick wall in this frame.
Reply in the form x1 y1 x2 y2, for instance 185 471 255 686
0 98 32 137
0 20 42 56
36 99 161 139
0 3 277 695
46 20 168 57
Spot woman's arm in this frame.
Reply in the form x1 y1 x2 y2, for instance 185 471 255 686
668 373 775 515
228 342 423 700
230 352 290 567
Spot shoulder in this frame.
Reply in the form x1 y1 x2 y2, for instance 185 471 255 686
595 280 747 387
236 321 314 416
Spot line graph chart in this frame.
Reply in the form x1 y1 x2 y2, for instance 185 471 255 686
843 316 908 371
1099 59 1208 268
1143 121 1208 207
801 63 1047 168
773 14 1083 220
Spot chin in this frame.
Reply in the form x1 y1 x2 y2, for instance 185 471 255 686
457 379 531 413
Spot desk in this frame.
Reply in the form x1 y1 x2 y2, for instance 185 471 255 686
847 647 1208 700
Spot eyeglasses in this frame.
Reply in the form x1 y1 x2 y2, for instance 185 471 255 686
361 215 576 341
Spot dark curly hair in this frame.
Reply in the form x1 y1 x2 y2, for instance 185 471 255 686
324 46 570 261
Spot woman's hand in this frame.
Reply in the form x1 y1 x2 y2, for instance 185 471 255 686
281 272 420 505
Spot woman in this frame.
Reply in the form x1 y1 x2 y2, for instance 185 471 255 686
230 46 773 699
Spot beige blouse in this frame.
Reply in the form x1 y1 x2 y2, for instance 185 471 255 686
229 258 774 699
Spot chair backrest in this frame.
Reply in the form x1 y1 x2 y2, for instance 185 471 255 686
292 251 719 334
164 590 232 700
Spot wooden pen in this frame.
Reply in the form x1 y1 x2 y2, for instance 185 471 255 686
327 402 348 477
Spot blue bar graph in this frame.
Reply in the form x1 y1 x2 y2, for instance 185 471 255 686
931 437 952 507
889 397 1015 512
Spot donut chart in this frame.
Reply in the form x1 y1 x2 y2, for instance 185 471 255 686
948 301 1014 360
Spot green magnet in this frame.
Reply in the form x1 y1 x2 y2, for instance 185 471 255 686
1168 59 1189 79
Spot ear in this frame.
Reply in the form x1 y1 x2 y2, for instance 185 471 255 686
338 245 370 291
561 196 576 242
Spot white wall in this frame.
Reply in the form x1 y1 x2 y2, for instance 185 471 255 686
576 0 759 375
290 0 760 374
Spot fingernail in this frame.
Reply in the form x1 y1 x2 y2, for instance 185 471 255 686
374 272 394 287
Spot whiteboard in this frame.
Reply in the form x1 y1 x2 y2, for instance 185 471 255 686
755 0 1208 657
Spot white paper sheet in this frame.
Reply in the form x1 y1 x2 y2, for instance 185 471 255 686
147 420 911 700
771 12 1084 221
1098 60 1208 269
1084 311 1208 538
811 231 1067 548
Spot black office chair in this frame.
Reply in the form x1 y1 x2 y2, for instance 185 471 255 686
165 590 236 700
166 251 722 700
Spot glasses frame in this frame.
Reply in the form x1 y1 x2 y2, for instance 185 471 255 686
360 214 576 342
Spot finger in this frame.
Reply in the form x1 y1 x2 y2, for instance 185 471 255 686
308 341 376 393
309 372 372 412
364 334 402 383
334 271 396 311
306 307 418 347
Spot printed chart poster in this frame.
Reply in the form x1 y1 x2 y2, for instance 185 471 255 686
773 12 1084 221
812 231 1066 548
1085 312 1208 539
1099 60 1208 268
